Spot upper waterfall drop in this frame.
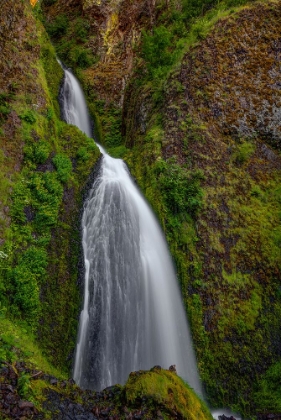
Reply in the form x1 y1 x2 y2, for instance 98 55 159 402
60 68 92 138
60 66 203 397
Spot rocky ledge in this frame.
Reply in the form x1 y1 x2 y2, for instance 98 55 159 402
0 363 212 419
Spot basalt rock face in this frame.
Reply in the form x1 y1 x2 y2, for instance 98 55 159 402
43 0 155 108
0 1 41 242
175 4 281 149
42 0 160 150
43 0 281 415
2 0 281 418
0 0 100 374
80 0 155 108
120 0 281 415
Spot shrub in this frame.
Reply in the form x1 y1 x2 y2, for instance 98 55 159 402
13 247 47 323
142 26 174 76
47 14 68 38
0 104 10 119
76 50 93 69
233 141 255 164
0 333 17 363
11 181 30 224
75 18 90 41
156 160 203 217
24 140 50 164
53 153 72 183
46 107 53 120
18 373 32 400
108 145 128 159
254 362 281 412
19 110 36 124
77 146 90 162
0 93 12 121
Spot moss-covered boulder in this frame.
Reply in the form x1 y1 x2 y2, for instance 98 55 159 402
125 367 213 420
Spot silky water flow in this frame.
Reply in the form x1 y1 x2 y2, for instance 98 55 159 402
60 67 203 396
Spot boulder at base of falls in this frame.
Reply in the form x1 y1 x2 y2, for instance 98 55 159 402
125 366 213 420
0 360 213 419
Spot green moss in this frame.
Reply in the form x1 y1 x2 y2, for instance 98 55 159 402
232 140 255 164
254 361 281 413
52 153 72 183
121 1 281 417
125 368 213 420
44 9 96 71
0 317 65 379
35 0 281 416
40 32 63 119
0 0 100 374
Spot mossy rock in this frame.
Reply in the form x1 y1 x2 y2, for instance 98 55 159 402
125 367 213 420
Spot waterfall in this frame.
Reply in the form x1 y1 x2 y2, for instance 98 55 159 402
60 67 203 396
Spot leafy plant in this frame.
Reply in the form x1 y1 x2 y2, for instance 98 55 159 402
47 14 68 38
141 26 174 77
18 373 32 399
233 141 255 164
53 153 72 183
12 247 48 323
24 140 50 164
156 160 203 217
0 333 17 363
254 362 281 412
75 18 90 41
19 110 37 124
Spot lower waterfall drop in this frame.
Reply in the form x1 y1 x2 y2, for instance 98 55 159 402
61 67 203 396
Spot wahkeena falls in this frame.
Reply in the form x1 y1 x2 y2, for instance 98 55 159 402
60 66 202 395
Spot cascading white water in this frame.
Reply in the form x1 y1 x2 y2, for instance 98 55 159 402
61 67 203 396
60 68 92 138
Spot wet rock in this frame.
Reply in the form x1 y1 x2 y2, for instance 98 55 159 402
50 378 58 386
151 365 162 372
68 378 76 385
260 144 278 162
68 403 76 412
1 384 14 393
100 407 110 416
157 410 164 419
104 386 116 393
19 401 34 410
5 392 17 404
169 365 177 374
93 406 100 416
24 206 35 222
36 160 55 173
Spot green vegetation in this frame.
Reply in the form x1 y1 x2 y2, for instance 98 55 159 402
0 0 100 375
156 160 203 217
0 317 65 379
125 367 213 420
122 0 281 417
1 0 280 418
39 0 281 415
52 153 72 183
45 12 95 70
254 362 281 413
232 140 255 164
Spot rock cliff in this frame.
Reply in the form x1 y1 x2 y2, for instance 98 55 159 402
1 0 281 418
